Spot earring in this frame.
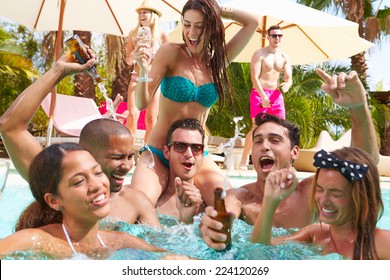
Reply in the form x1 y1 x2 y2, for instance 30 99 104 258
57 206 61 211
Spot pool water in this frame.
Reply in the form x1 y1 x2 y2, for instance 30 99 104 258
1 171 389 260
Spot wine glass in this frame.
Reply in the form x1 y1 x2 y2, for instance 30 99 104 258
130 51 137 75
136 26 153 82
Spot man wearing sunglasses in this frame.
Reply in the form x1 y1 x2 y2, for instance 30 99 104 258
239 25 292 171
156 118 205 224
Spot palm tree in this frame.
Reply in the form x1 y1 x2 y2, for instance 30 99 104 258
207 62 354 149
106 34 131 101
73 31 96 99
297 0 390 86
0 26 38 116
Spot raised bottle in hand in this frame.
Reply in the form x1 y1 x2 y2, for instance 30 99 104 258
65 34 102 83
213 187 232 251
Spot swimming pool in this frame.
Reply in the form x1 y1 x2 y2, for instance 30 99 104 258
1 169 389 260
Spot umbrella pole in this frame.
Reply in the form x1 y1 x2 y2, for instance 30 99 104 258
46 0 65 146
261 16 267 48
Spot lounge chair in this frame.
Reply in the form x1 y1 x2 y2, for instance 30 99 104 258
40 92 102 137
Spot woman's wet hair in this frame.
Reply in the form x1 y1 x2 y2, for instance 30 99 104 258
15 143 88 231
181 0 232 111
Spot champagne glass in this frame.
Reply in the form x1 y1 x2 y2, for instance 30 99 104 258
130 51 137 75
136 26 153 82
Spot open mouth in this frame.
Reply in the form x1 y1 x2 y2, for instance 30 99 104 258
91 193 108 207
182 162 194 169
188 38 198 46
111 173 127 189
259 156 275 171
321 207 337 215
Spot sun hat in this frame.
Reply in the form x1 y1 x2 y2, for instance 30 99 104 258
136 0 162 17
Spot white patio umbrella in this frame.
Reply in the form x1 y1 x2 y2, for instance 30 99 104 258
169 0 374 65
0 0 182 145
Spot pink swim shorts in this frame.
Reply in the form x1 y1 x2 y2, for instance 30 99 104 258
249 88 285 119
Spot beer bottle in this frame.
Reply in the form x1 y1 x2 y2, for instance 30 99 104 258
65 34 102 83
213 187 232 251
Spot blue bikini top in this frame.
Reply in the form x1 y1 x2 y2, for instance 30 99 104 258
161 76 218 108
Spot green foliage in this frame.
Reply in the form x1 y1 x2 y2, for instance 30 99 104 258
207 62 252 138
207 62 359 149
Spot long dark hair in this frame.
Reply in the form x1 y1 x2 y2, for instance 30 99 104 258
15 143 87 231
182 0 232 110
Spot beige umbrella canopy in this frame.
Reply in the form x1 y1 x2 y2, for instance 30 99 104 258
0 0 182 145
169 0 374 65
0 0 181 37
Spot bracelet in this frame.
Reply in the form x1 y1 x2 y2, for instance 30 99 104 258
221 6 234 20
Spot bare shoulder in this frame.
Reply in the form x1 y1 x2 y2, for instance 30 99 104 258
297 176 313 196
121 186 152 205
160 31 169 44
228 183 257 202
252 48 266 60
158 42 181 55
281 51 291 63
375 228 390 259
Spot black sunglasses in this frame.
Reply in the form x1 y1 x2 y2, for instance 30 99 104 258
270 34 283 39
168 141 204 155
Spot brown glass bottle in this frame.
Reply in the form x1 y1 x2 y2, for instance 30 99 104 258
64 34 102 83
213 187 232 251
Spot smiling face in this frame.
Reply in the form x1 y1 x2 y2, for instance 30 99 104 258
182 9 205 55
164 128 204 181
314 168 354 227
54 151 111 222
138 9 153 27
252 121 298 179
92 134 135 193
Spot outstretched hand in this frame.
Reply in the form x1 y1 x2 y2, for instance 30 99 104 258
264 168 299 202
175 177 203 224
316 68 367 109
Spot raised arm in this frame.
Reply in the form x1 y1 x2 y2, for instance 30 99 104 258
221 6 260 63
251 168 299 244
316 69 379 164
0 53 95 180
132 41 170 111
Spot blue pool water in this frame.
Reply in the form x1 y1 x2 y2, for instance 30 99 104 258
1 170 389 260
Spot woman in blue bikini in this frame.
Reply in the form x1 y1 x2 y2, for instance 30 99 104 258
130 0 259 207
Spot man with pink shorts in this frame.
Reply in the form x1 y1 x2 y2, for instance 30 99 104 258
250 88 285 119
239 25 292 170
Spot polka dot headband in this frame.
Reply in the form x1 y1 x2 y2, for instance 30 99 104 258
313 149 369 182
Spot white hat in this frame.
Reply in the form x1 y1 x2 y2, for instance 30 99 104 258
135 0 162 17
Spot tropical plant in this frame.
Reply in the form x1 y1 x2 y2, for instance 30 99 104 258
0 26 38 117
105 34 131 101
297 0 390 85
207 62 252 138
206 62 374 149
